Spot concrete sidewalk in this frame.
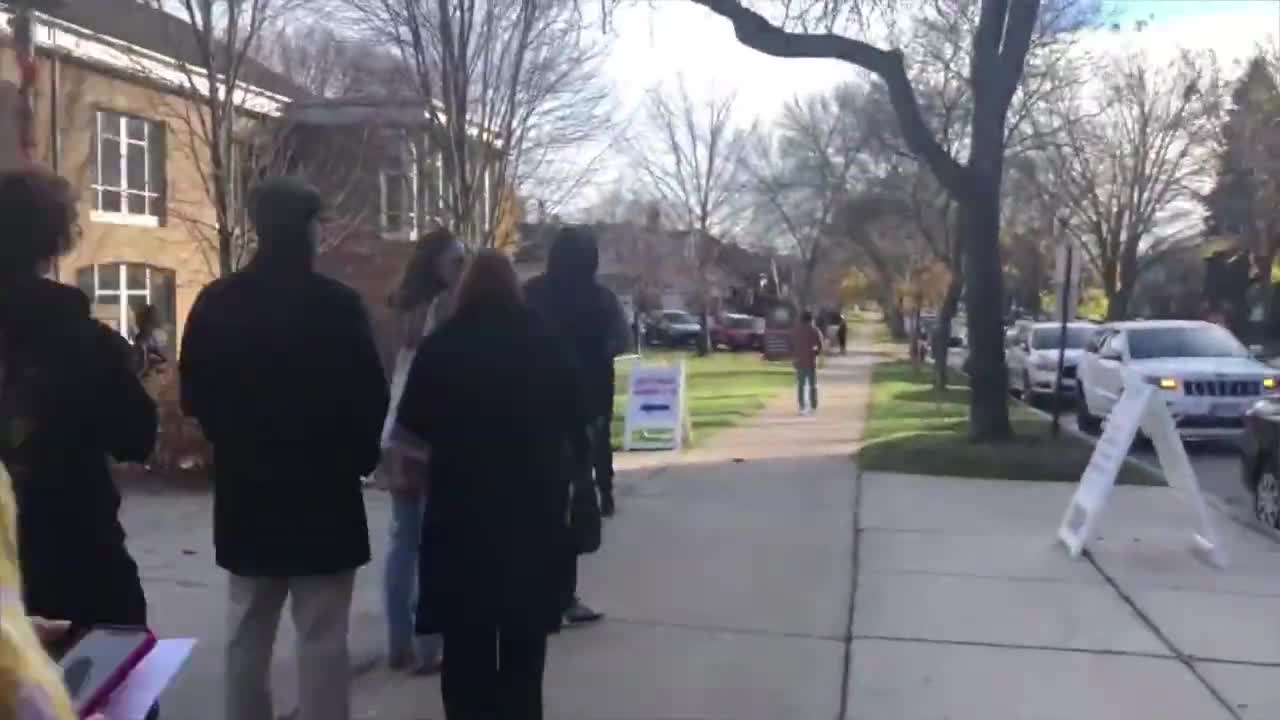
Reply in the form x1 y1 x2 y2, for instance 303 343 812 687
129 332 1280 719
356 352 872 719
852 471 1280 720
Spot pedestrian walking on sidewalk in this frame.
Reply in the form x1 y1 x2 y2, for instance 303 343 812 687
0 169 156 635
375 228 466 674
791 311 825 415
396 251 585 720
524 226 627 625
836 315 848 355
180 178 388 720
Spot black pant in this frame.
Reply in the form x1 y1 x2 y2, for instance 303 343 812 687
442 621 548 720
560 542 578 613
592 415 614 500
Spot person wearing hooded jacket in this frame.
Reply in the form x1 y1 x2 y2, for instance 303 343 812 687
0 169 156 633
523 226 628 626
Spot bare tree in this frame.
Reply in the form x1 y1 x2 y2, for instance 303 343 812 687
1039 49 1221 320
746 86 873 309
687 0 1100 439
340 0 613 246
133 0 306 275
629 78 752 352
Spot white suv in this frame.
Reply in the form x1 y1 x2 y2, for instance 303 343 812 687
1007 321 1097 406
1076 320 1279 439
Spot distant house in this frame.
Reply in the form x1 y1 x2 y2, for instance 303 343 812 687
514 219 754 313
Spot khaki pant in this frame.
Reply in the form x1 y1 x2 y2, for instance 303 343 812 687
225 571 356 720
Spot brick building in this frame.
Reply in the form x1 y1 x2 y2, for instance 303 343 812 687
0 0 300 354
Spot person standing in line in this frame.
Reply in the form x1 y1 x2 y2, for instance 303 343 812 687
791 310 824 415
0 169 156 636
396 251 584 720
376 228 466 674
836 314 848 355
179 178 388 720
524 226 627 625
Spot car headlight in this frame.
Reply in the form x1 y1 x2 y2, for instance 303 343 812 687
1264 377 1278 390
1145 376 1179 390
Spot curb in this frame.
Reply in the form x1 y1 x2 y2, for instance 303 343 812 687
945 355 1280 546
1015 386 1280 548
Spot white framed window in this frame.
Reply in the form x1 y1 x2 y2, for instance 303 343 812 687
380 134 420 239
76 263 177 351
92 110 166 226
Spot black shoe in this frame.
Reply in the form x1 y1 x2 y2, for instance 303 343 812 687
600 493 616 518
563 598 604 626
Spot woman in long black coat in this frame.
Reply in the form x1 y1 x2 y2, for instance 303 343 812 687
396 250 586 720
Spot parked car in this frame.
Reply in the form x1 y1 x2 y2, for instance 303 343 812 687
1240 397 1280 528
711 313 763 351
648 310 703 347
1076 319 1279 439
1006 321 1098 406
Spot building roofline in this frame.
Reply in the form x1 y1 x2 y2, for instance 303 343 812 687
4 9 292 117
285 96 505 146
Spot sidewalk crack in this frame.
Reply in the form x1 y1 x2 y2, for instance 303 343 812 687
1085 549 1244 720
836 466 864 720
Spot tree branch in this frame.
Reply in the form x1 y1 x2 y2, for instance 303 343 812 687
691 0 972 202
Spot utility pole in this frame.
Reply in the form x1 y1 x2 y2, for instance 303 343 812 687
1051 217 1074 437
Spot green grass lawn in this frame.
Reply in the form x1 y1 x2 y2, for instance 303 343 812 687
611 350 794 449
859 361 1161 485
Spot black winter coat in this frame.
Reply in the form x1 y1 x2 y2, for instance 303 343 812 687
180 263 388 577
397 302 586 633
0 277 155 625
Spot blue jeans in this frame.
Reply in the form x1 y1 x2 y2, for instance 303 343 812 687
384 488 426 657
796 366 818 411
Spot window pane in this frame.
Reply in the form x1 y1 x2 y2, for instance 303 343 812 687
100 190 122 213
76 267 94 300
91 302 120 332
126 296 151 339
125 264 147 291
150 268 177 356
99 112 123 140
100 137 122 188
127 193 147 215
126 143 146 192
97 264 120 291
126 117 147 142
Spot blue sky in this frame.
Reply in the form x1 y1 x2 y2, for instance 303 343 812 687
1107 0 1280 24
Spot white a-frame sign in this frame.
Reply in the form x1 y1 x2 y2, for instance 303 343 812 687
1057 373 1228 568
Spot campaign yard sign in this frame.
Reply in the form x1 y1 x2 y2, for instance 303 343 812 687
623 360 689 451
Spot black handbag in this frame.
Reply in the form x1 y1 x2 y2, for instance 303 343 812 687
568 427 602 555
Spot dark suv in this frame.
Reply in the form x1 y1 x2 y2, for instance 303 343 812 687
1240 396 1280 528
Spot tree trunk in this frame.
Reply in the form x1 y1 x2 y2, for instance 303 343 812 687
1026 245 1043 317
960 191 1012 441
1107 282 1131 321
933 271 964 390
879 287 906 340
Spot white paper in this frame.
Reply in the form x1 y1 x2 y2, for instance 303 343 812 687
103 638 197 720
